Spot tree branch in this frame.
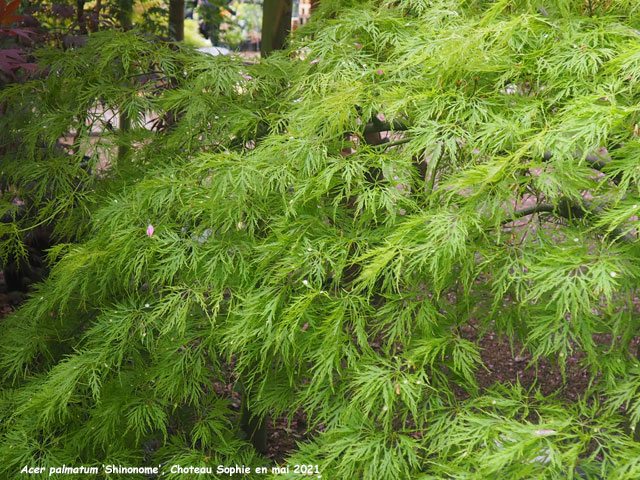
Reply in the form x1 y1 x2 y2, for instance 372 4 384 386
362 119 408 135
373 136 413 150
543 149 623 184
503 198 635 243
503 204 555 223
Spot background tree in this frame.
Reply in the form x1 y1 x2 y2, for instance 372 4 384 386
168 0 184 40
261 0 291 56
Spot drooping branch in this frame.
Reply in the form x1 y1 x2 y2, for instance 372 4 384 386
362 118 623 186
503 198 635 243
543 149 622 184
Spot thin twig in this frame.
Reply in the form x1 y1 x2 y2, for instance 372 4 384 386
373 136 413 150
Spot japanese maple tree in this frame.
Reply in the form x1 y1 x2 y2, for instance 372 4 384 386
2 1 640 479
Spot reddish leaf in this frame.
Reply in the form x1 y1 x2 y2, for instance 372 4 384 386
0 48 25 62
51 4 75 19
0 49 24 78
19 62 39 72
0 48 38 79
6 27 34 41
4 0 19 16
0 0 22 26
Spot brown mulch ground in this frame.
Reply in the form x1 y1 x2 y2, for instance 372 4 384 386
461 323 591 401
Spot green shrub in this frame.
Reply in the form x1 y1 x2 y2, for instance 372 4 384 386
3 1 640 478
184 18 210 47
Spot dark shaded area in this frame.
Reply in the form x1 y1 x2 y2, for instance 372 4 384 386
460 322 594 401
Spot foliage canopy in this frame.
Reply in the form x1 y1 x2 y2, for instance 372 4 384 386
3 0 640 478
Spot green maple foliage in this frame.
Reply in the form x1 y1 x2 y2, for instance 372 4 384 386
3 0 640 478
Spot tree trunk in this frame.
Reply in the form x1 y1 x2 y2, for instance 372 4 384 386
261 0 292 57
89 0 102 32
117 0 133 164
76 0 87 34
168 0 185 41
116 0 133 30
